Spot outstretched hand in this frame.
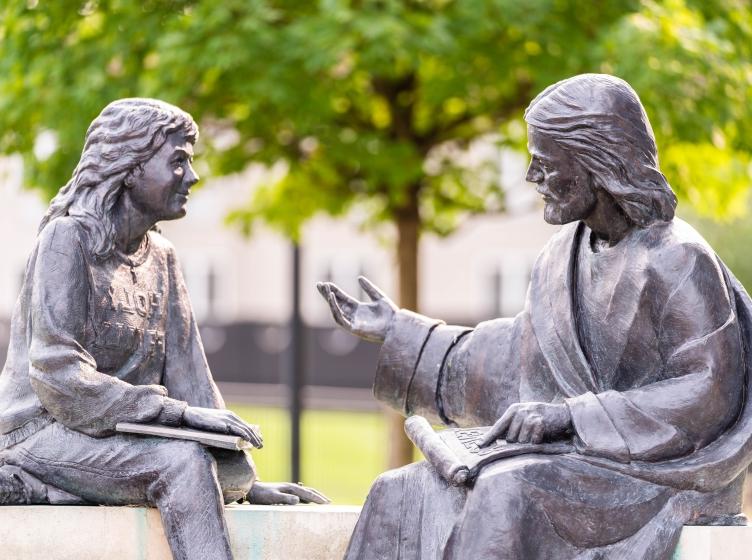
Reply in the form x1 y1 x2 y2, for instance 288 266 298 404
316 276 397 343
477 402 572 447
247 481 330 505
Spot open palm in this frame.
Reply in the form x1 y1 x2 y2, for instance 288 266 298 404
316 277 397 343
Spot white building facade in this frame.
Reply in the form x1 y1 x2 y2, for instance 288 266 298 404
0 154 558 395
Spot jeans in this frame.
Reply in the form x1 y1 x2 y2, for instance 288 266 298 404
0 421 256 560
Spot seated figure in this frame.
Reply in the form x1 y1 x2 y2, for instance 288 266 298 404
319 74 752 560
0 99 326 560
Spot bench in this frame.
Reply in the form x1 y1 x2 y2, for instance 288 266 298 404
0 504 360 559
674 525 749 560
0 504 746 559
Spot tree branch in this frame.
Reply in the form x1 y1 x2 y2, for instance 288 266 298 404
420 78 534 149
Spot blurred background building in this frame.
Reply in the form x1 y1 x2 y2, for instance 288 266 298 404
0 149 557 401
0 148 559 502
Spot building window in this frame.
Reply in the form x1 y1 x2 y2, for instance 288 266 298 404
489 255 532 317
182 259 220 323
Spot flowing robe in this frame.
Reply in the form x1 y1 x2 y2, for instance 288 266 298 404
346 219 752 560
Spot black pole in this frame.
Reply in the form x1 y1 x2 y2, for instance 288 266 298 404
288 242 303 482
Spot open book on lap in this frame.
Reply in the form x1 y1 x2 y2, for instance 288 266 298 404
404 415 574 486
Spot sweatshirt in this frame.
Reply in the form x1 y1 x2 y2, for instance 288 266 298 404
0 217 224 448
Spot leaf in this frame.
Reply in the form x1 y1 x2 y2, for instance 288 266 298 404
0 0 750 230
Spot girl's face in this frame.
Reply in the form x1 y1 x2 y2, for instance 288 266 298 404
126 130 199 222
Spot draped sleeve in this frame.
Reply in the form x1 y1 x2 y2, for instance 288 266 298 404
373 309 556 427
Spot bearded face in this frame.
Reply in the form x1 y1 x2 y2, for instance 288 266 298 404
525 126 598 225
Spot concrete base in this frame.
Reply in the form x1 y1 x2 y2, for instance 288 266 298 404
675 525 750 560
0 504 360 560
0 505 747 559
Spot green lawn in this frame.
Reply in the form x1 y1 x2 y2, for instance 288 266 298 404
228 404 393 505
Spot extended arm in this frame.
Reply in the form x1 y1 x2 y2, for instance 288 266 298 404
318 277 542 427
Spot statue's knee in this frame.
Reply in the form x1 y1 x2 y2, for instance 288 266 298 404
370 466 407 493
471 459 551 511
235 453 256 486
215 450 256 501
146 441 217 503
159 440 214 477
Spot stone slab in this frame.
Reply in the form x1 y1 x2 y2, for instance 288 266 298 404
674 525 751 560
0 505 748 559
0 504 360 560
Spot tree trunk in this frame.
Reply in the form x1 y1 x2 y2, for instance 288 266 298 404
386 195 421 469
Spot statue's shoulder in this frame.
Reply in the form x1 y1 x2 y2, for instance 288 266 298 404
146 230 180 269
36 216 86 253
147 229 176 254
642 218 721 281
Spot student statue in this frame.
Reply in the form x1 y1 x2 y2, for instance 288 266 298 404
0 98 327 560
319 74 752 559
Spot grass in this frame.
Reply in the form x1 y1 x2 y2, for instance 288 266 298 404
228 404 391 505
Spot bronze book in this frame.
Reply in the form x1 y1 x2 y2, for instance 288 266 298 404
404 415 574 486
116 422 259 451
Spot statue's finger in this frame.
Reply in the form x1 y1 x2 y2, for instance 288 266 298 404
326 283 359 315
477 408 515 447
274 492 300 506
328 293 354 331
506 413 525 443
288 484 331 504
238 423 263 448
531 422 545 444
517 418 535 443
317 282 338 297
228 419 263 448
231 414 264 449
358 276 386 302
247 424 264 449
305 488 331 504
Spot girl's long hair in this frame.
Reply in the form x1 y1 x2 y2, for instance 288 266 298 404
39 98 198 260
524 74 676 226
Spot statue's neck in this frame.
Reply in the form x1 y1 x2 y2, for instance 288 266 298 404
584 191 631 250
112 194 157 254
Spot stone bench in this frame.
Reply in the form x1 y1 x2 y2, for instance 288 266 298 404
674 525 750 560
0 504 747 559
0 504 360 559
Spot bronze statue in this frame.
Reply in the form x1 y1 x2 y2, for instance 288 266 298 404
0 98 327 560
319 74 752 559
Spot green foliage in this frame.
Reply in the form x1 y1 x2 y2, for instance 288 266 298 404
602 0 752 221
681 205 752 295
1 0 751 239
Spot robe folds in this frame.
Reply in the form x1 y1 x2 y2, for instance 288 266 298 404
346 218 752 560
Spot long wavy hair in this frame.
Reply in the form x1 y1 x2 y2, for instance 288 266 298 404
524 74 676 226
39 98 198 260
